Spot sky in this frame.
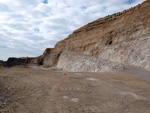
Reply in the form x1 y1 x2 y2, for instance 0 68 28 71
0 0 145 61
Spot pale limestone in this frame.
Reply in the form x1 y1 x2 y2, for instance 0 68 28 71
57 51 124 72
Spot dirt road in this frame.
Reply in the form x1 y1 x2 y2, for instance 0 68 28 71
0 67 150 113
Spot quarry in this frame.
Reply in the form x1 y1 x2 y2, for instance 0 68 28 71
0 0 150 113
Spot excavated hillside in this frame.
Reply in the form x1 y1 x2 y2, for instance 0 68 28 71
53 0 150 54
36 0 150 72
1 0 150 72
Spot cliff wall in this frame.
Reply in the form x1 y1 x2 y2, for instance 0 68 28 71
53 0 150 55
1 0 150 72
55 0 150 71
57 51 124 72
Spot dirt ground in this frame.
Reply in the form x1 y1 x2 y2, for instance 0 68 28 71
0 66 150 113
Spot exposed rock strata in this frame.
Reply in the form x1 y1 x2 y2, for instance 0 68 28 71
55 0 150 72
1 0 150 72
53 0 150 55
57 51 124 72
0 57 40 68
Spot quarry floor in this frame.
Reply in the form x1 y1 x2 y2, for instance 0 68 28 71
0 67 150 113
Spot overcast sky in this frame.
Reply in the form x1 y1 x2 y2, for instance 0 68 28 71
0 0 145 61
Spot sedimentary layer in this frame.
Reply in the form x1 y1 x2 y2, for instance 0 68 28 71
57 51 124 72
1 0 150 72
54 0 150 71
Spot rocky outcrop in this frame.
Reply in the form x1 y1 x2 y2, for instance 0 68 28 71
1 0 150 72
97 24 150 71
42 48 58 66
0 48 57 68
28 48 59 66
0 57 37 68
57 51 124 72
51 0 150 72
53 0 150 55
5 58 27 67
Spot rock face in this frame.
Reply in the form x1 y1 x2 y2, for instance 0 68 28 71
50 0 150 72
54 0 150 55
0 57 37 68
1 0 150 72
21 0 150 72
2 58 27 67
0 48 58 68
6 58 27 67
57 51 124 72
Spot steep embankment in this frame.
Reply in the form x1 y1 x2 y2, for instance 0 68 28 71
1 0 150 72
54 0 150 54
43 0 150 72
57 51 124 72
